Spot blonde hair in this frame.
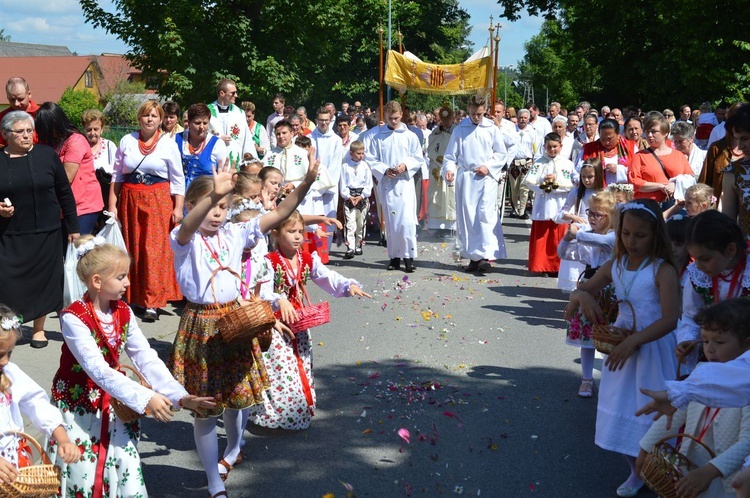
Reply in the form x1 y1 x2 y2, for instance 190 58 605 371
234 172 261 198
350 140 364 152
137 100 164 121
0 304 20 394
82 109 106 127
184 176 218 208
75 235 130 284
588 189 616 233
685 183 715 209
232 209 261 223
384 101 402 115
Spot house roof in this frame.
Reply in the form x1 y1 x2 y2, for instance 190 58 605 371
0 57 96 103
93 55 144 95
0 41 72 57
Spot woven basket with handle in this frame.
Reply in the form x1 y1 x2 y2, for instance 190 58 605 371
0 431 61 498
641 433 716 498
288 283 330 334
210 267 276 344
110 364 151 423
592 300 636 354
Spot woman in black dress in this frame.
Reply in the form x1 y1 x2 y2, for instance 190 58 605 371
0 111 79 348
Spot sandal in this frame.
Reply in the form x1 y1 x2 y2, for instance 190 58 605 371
578 379 594 398
218 459 233 482
235 450 245 465
211 492 228 498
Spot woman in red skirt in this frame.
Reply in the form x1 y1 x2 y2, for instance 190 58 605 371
109 101 184 321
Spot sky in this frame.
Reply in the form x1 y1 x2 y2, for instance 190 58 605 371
0 0 542 65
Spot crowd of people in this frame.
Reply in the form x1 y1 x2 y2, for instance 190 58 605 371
1 71 750 497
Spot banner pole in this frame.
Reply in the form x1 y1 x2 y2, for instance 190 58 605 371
379 25 384 122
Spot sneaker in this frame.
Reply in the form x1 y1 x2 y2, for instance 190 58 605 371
354 246 363 255
143 308 158 322
578 379 594 398
343 250 355 259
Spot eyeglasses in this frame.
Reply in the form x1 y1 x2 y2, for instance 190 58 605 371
226 91 238 96
585 209 607 219
9 128 33 136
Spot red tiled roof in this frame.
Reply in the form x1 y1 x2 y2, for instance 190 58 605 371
93 54 145 95
0 56 96 103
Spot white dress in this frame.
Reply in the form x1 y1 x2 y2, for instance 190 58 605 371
554 188 594 290
595 258 678 456
0 364 63 467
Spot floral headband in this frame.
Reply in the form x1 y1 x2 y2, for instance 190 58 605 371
0 316 21 331
226 198 263 220
76 236 106 259
607 183 634 192
621 202 657 220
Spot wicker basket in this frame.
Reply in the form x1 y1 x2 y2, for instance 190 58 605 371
641 433 716 498
210 267 276 344
288 283 330 334
110 365 151 423
0 431 61 498
592 300 636 354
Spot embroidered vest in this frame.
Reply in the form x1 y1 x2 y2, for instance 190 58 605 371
51 299 131 413
266 250 313 312
176 133 219 190
687 258 750 306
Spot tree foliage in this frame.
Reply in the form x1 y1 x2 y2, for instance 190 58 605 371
102 80 147 127
79 0 473 113
0 29 9 42
58 88 102 129
499 0 750 107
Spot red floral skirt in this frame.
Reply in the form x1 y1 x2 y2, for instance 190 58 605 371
119 182 182 308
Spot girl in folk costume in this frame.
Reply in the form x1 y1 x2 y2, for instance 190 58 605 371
0 306 79 481
525 132 575 274
51 235 213 497
675 211 750 373
554 159 605 291
252 211 371 430
579 118 634 186
638 299 750 498
169 160 318 498
565 199 679 498
559 190 617 398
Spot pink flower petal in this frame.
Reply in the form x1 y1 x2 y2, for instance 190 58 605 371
398 427 411 444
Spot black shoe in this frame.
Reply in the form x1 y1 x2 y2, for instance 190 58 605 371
379 235 388 247
404 258 416 273
142 308 158 322
30 339 49 349
343 250 355 259
519 213 530 220
546 272 559 278
387 258 400 270
354 246 363 255
466 260 480 272
477 259 492 272
508 212 519 219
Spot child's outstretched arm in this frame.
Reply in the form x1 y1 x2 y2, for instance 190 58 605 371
564 259 613 323
51 425 81 464
303 214 343 230
259 158 320 233
176 158 235 245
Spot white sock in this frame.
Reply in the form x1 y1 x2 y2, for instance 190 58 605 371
621 455 644 488
194 417 224 496
581 348 595 380
239 408 250 448
222 409 243 465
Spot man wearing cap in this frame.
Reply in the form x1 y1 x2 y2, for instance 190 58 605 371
426 106 457 237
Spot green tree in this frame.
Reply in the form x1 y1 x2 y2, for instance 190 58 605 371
0 29 9 42
78 0 473 113
58 88 101 129
495 0 750 107
102 80 146 128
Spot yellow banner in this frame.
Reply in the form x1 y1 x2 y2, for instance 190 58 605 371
384 50 492 95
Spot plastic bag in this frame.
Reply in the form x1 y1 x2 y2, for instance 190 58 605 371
97 211 126 252
63 243 86 307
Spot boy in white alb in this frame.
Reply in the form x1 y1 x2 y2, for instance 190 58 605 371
340 140 373 259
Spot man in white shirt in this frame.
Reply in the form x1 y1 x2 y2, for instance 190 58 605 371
509 109 543 219
207 78 256 168
527 102 552 137
266 93 286 147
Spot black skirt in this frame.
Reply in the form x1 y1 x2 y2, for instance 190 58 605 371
0 229 64 321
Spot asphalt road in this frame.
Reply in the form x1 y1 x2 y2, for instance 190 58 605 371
16 216 658 498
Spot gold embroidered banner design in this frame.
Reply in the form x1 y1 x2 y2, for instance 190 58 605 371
384 50 492 95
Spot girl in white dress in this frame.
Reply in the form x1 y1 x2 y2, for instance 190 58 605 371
252 211 371 430
0 305 79 483
565 199 680 497
51 236 214 497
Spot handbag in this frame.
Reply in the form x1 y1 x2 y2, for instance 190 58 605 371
110 364 151 423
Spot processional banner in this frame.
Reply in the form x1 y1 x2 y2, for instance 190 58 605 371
384 49 492 95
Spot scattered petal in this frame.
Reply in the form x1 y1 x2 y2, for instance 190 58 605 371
398 427 411 444
362 428 372 434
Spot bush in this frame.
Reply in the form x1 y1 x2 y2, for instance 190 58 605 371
103 80 147 127
58 88 101 129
